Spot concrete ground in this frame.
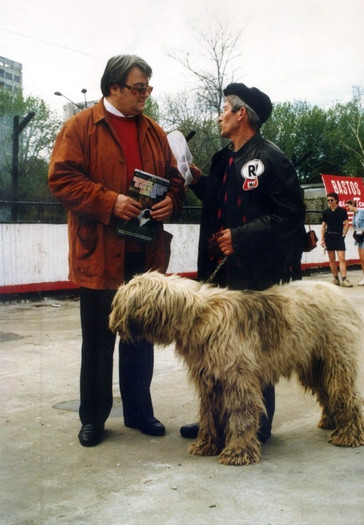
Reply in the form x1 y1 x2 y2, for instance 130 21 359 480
1 270 364 525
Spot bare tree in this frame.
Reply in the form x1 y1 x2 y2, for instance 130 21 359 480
335 86 364 171
168 22 243 116
162 21 244 172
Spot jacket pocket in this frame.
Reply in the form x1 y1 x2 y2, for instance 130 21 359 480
76 218 98 259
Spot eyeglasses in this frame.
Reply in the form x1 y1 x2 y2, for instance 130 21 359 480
327 199 335 202
121 83 153 96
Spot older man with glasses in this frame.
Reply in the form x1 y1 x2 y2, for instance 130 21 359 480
49 55 185 447
321 192 352 287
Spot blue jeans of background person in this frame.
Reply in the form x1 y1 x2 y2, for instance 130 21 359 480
79 254 154 428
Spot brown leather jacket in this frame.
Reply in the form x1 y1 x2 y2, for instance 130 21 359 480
48 99 185 289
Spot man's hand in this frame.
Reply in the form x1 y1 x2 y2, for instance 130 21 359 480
150 196 173 221
217 228 235 256
112 194 142 220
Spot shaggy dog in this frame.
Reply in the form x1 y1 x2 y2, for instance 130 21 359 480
109 272 364 465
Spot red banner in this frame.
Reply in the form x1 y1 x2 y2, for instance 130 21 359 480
321 174 364 208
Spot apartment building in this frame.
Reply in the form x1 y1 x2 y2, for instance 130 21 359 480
0 56 23 93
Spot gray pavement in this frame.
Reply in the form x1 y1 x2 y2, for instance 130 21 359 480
1 270 364 525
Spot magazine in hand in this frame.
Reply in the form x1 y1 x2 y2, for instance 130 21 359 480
115 169 170 243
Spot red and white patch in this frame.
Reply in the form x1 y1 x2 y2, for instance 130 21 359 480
241 159 265 191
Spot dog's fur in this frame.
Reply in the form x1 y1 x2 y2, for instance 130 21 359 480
109 271 364 465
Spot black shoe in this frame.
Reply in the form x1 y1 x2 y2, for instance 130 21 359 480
125 416 165 437
180 422 199 438
78 424 104 447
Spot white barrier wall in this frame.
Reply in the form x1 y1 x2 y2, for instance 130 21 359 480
0 223 359 292
1 223 71 288
0 223 200 291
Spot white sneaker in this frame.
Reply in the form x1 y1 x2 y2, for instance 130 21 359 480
358 278 364 286
332 278 340 286
341 279 353 288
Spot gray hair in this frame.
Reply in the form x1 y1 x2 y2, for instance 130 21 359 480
100 55 152 96
226 94 262 130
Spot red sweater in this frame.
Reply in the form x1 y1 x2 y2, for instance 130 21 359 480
107 113 142 183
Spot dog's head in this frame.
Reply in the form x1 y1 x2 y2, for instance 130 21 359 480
109 271 203 345
109 278 148 342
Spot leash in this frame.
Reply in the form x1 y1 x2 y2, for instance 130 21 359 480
205 256 228 284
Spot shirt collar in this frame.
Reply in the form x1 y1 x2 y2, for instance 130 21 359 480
103 97 128 117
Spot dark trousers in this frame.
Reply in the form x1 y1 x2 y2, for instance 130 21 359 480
215 261 277 434
282 241 303 283
79 255 154 427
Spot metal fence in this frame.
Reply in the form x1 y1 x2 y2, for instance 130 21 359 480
0 200 204 224
0 200 324 225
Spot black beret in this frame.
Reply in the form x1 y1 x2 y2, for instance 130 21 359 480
223 83 272 123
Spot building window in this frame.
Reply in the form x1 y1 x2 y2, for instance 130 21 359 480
14 75 20 83
5 72 12 80
0 69 4 78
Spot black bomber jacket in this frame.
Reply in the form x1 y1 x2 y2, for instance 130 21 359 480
192 132 305 281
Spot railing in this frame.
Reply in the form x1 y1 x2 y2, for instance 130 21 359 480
0 200 324 224
0 200 67 223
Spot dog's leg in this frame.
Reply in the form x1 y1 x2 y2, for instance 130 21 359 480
315 378 336 431
328 391 364 448
218 379 264 466
219 421 261 466
318 350 364 447
328 396 364 447
189 387 222 457
297 360 337 430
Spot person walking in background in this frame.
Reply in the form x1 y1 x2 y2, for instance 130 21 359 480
345 199 364 285
321 192 352 287
181 82 305 442
48 55 185 447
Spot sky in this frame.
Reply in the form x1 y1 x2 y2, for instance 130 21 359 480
1 0 363 118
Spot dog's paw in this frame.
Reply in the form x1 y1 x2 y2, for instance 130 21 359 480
328 426 364 447
189 439 220 456
218 440 261 466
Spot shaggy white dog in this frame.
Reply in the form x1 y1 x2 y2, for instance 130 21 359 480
109 272 364 465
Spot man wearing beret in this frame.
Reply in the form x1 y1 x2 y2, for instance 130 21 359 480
181 83 305 442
